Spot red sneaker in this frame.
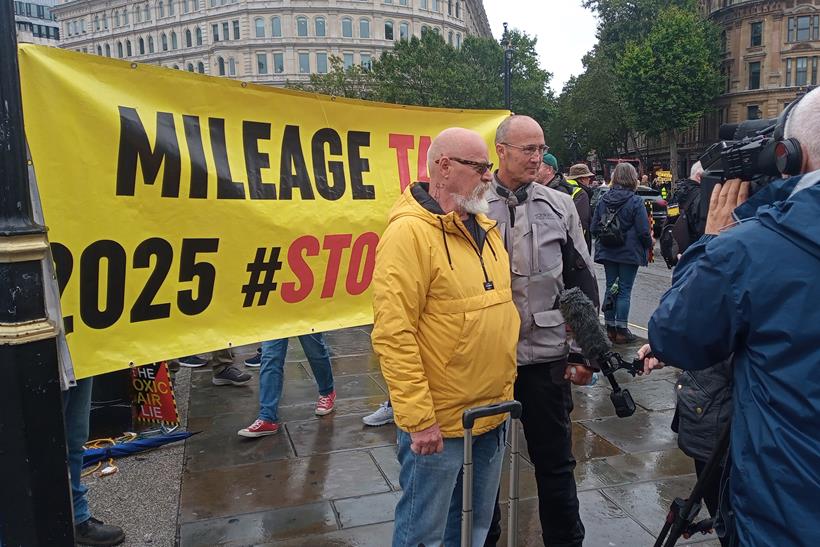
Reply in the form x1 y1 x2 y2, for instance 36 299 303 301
238 419 279 438
315 390 336 416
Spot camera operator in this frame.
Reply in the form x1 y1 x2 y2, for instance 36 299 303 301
640 87 820 546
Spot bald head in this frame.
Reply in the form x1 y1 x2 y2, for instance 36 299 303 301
784 87 820 172
428 127 488 175
495 115 542 145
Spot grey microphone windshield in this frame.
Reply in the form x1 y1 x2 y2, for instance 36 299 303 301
559 287 612 360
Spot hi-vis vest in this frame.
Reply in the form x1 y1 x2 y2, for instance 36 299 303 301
565 179 585 200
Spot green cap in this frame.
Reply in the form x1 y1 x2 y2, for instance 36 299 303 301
542 153 559 169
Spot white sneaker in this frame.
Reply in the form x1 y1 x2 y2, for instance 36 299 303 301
362 401 394 427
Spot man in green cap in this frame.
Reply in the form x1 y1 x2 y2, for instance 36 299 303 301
537 155 592 250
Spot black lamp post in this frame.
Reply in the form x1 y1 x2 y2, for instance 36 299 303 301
502 22 512 110
0 0 75 544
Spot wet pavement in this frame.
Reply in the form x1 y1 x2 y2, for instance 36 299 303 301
176 314 722 546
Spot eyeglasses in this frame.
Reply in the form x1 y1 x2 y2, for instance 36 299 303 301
501 143 549 156
436 157 494 175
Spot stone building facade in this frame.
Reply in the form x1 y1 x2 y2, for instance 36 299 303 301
52 0 491 84
14 0 61 45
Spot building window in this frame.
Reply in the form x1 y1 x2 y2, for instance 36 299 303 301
788 15 818 43
448 30 453 45
813 57 819 86
158 1 164 18
421 0 428 9
421 25 430 35
361 53 372 70
144 4 151 21
796 57 808 86
212 24 219 42
97 45 102 55
184 1 190 14
94 15 99 31
233 20 240 40
134 6 141 23
271 17 282 37
186 29 192 47
126 39 132 56
222 22 229 40
255 18 265 37
448 0 452 16
298 52 310 73
400 22 409 40
747 105 760 120
360 18 370 38
229 58 236 76
342 18 353 38
317 52 328 74
343 52 354 69
197 61 205 73
169 1 174 16
433 0 439 12
115 11 120 26
315 17 326 37
162 33 168 51
257 53 268 74
171 31 178 49
456 0 461 18
456 33 461 48
400 0 408 4
274 52 284 73
105 43 111 56
139 37 145 54
196 27 202 45
750 22 762 47
385 21 394 40
148 35 155 52
297 16 308 37
217 56 225 76
748 61 761 90
187 63 194 71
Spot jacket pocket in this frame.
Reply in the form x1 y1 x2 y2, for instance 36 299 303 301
532 220 564 274
530 309 567 357
675 372 714 423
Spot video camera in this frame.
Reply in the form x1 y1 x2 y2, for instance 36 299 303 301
698 88 813 221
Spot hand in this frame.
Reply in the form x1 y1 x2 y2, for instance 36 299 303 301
637 343 665 375
410 423 444 455
564 364 594 386
705 179 750 235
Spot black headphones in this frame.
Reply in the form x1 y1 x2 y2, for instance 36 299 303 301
494 183 530 205
771 92 807 176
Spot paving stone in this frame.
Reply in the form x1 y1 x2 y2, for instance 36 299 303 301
603 448 695 484
515 422 622 466
288 413 397 456
185 412 294 472
264 521 394 547
278 394 392 423
179 451 391 523
627 378 678 412
369 445 401 490
178 502 337 546
334 491 402 529
574 458 628 491
572 384 644 421
581 409 679 454
603 475 706 535
323 327 375 357
327 353 382 376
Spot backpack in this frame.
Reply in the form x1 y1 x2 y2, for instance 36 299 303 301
660 191 699 269
597 201 628 248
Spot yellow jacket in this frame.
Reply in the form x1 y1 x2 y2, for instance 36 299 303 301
371 183 520 437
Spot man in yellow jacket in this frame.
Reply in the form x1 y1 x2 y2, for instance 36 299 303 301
372 127 520 547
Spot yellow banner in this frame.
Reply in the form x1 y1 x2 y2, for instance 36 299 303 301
18 45 508 378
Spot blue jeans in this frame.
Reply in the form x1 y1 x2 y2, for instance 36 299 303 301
63 377 93 526
258 334 334 423
602 261 639 328
393 424 507 547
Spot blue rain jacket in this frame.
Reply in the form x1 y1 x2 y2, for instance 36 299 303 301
649 172 820 546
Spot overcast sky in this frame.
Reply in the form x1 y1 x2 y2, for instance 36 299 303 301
481 0 599 95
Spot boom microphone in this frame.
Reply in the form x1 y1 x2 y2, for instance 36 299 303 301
558 287 644 418
558 287 611 360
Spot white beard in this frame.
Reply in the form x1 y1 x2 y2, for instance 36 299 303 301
453 182 491 215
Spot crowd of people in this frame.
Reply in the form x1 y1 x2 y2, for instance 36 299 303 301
47 88 820 547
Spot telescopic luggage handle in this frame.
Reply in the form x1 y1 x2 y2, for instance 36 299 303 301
462 401 523 429
461 401 523 547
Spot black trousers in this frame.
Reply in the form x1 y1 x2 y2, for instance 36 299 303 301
694 459 730 547
485 362 585 547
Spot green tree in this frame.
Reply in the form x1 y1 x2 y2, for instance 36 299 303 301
288 55 375 100
616 6 722 178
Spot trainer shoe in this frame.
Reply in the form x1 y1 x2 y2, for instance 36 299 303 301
315 390 337 416
75 516 125 546
244 348 262 368
212 365 252 386
362 401 394 427
238 419 279 438
177 355 207 368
